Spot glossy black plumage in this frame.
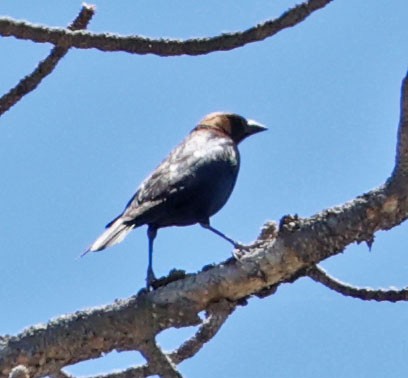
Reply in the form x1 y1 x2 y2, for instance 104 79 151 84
84 112 266 288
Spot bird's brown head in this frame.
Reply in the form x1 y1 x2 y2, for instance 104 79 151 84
196 112 267 144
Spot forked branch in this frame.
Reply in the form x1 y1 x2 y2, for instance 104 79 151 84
0 4 95 117
0 0 333 56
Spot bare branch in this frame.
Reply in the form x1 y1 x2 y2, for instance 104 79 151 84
0 4 95 117
81 300 235 378
307 265 408 302
170 299 235 364
139 340 182 378
0 0 333 57
393 71 408 177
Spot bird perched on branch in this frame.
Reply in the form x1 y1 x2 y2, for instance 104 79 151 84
83 112 266 289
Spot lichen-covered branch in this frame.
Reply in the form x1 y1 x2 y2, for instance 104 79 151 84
0 292 202 378
307 265 408 302
85 300 235 378
170 300 236 364
0 4 95 117
139 340 182 378
0 0 333 57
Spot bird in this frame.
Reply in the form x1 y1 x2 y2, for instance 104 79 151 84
83 112 266 289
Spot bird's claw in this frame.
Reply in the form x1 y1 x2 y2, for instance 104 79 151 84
146 270 157 291
232 243 251 260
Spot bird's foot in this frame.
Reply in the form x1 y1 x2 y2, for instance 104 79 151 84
145 269 187 291
232 242 251 260
150 269 187 289
146 270 157 291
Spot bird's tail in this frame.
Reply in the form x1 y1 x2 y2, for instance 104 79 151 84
81 217 134 257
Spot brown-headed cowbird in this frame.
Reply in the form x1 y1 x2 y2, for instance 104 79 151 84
84 112 266 288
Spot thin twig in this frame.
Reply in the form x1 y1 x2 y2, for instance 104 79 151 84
139 340 182 378
393 70 408 177
0 0 333 56
307 265 408 302
0 4 95 117
170 299 236 363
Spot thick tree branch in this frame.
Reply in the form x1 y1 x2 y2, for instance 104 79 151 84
0 292 202 378
307 265 408 302
86 300 235 378
0 4 95 117
0 0 333 56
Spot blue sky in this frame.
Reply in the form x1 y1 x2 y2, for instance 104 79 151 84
1 1 408 377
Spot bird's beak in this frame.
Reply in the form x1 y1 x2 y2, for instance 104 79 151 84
246 119 267 135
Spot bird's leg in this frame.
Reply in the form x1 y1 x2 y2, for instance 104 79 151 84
146 225 158 290
200 221 248 251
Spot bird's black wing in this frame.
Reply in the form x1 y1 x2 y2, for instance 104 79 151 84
118 129 239 226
